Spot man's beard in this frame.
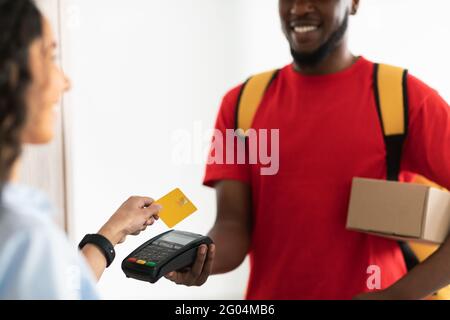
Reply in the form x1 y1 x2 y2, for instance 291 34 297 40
290 12 349 68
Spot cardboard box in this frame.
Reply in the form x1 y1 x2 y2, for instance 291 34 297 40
346 177 450 244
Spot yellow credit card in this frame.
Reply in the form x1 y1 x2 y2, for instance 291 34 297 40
155 188 197 228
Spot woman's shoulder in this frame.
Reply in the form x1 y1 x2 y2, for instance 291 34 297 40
0 184 99 299
0 202 63 253
0 183 57 240
0 184 71 274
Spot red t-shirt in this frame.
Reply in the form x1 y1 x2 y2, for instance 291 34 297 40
203 57 450 299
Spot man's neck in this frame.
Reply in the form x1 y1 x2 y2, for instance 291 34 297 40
293 43 357 76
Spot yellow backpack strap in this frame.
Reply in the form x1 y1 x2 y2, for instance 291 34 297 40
375 64 450 299
235 69 279 136
412 174 448 191
373 63 409 181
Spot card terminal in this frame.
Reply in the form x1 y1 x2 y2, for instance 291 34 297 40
122 230 212 283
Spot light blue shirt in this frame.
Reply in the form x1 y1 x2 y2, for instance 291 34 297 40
0 183 99 299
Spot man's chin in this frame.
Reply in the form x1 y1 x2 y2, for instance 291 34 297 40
290 47 327 67
293 49 319 58
291 39 322 53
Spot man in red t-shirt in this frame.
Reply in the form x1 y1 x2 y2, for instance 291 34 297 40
165 0 450 299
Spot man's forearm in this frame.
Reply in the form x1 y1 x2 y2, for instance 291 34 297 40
208 222 250 275
386 235 450 299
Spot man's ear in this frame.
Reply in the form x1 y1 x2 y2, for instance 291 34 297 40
351 0 360 15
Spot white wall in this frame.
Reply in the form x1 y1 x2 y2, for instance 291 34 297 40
349 0 450 101
58 0 450 299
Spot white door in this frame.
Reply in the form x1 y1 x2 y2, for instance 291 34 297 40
19 0 67 231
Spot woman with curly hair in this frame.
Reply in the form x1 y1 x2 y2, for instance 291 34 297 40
0 0 161 299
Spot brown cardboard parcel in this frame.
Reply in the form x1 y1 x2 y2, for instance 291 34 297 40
346 178 450 244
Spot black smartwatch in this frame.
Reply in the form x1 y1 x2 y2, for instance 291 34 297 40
79 234 116 267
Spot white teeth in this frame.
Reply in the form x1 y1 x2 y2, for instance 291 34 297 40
293 26 318 33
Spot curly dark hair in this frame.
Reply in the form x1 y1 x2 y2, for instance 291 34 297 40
0 0 42 187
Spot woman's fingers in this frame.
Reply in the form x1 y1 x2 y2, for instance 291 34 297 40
143 204 162 220
129 196 154 208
